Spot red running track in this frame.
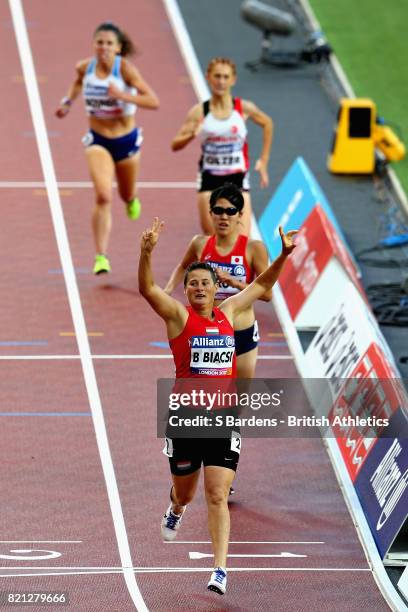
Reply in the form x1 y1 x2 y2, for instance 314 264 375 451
0 0 389 610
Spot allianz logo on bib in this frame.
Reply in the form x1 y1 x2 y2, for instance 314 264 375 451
190 334 235 373
191 335 235 348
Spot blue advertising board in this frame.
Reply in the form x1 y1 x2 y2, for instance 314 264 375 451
259 157 354 262
354 408 408 559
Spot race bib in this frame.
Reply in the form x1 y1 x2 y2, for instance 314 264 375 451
190 334 235 376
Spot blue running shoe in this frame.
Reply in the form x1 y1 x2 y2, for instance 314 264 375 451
161 503 185 541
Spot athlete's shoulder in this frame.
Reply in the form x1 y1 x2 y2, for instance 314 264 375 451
247 238 268 258
76 57 92 76
188 102 204 120
192 234 208 256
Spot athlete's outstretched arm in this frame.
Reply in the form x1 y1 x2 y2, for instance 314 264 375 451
242 100 273 188
55 60 87 118
171 104 203 151
221 226 297 318
139 218 186 325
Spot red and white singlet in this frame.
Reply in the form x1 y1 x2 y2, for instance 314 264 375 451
199 98 249 175
169 306 236 378
200 235 254 301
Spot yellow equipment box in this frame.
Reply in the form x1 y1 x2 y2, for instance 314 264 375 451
328 98 376 174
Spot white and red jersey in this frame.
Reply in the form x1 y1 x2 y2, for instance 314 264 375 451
199 98 249 175
201 235 254 301
169 306 236 378
83 56 137 119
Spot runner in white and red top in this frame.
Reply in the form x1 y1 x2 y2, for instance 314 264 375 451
55 22 159 275
139 217 297 595
165 183 271 379
171 57 273 236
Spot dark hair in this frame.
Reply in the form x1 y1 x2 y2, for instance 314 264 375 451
94 22 136 57
184 262 217 287
209 182 244 212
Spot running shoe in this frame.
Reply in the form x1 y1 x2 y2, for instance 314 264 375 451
93 254 111 275
126 197 141 220
207 567 227 595
161 503 185 541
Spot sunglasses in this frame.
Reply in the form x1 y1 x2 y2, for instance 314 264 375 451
211 206 239 216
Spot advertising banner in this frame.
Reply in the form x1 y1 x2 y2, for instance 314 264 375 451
354 408 408 559
279 205 365 322
258 157 355 262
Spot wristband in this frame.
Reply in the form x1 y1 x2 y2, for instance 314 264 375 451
60 97 72 107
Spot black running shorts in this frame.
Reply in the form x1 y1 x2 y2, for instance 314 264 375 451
164 434 241 476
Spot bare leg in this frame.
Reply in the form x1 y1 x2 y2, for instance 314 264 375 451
171 469 201 512
236 346 258 379
115 152 141 205
85 146 115 255
239 191 252 237
197 191 215 235
204 466 235 568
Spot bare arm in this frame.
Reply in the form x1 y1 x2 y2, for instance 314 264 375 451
213 240 271 302
55 60 87 118
249 240 272 302
242 99 273 188
221 227 297 319
164 235 205 294
139 219 187 337
109 60 159 109
171 104 203 151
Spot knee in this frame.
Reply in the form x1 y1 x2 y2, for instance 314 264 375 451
205 485 228 507
173 490 195 506
95 191 111 208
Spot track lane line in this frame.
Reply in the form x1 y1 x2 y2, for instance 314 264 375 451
9 1 147 609
0 181 196 188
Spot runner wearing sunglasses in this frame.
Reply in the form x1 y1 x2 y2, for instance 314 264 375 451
164 183 271 379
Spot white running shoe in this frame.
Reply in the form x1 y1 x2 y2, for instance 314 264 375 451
207 567 227 595
161 503 185 541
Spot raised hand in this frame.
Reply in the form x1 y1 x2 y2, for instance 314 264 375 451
279 225 298 256
216 268 237 288
141 218 164 253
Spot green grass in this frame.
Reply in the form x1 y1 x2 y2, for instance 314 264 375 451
308 0 408 194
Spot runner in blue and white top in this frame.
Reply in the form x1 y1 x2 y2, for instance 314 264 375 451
171 57 273 237
56 22 159 275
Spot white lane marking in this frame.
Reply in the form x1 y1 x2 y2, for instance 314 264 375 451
0 541 82 543
190 552 307 559
0 181 196 189
0 566 371 576
0 354 292 360
9 2 147 610
0 550 61 560
166 541 324 544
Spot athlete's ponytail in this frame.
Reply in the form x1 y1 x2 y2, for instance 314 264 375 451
94 22 137 57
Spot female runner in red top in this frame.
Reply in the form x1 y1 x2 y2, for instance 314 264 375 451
171 57 273 236
164 183 271 379
139 218 296 595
